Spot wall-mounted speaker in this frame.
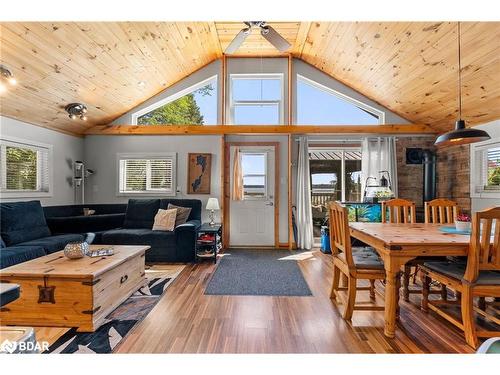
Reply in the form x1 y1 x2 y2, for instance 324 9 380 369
406 148 423 164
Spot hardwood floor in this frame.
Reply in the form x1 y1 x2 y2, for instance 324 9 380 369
111 250 475 354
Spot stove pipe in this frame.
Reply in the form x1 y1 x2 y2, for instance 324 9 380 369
422 149 436 205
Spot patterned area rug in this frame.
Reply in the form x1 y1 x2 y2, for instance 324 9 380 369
45 265 184 354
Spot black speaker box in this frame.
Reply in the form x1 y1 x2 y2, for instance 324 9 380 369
406 148 423 164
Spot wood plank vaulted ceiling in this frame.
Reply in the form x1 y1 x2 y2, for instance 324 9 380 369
0 21 499 136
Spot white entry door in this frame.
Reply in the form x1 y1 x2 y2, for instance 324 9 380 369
230 146 275 247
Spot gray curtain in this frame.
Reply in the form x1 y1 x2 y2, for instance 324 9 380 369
296 136 314 250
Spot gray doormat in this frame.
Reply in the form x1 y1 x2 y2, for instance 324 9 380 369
205 249 313 296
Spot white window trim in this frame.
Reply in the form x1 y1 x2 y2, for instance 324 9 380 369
0 135 53 199
131 75 218 125
470 136 500 199
116 152 177 197
297 75 385 124
229 73 285 125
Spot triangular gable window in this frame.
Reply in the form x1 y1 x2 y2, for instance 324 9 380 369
297 75 382 125
134 76 217 125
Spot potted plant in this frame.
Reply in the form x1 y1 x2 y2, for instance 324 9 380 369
455 213 471 232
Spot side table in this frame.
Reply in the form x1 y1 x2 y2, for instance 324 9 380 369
195 223 222 264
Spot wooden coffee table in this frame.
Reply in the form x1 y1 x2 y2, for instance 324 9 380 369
0 245 150 332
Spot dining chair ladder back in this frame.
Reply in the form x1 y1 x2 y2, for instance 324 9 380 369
421 206 500 348
381 198 416 224
425 198 459 224
328 201 386 320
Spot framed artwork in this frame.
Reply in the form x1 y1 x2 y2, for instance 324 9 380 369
187 153 212 194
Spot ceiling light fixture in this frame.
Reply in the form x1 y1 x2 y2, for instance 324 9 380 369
225 21 291 54
434 22 490 147
0 65 17 92
65 103 88 121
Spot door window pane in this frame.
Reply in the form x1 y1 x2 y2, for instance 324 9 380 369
241 152 267 198
345 159 362 201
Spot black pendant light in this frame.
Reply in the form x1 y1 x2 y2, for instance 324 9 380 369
434 22 490 147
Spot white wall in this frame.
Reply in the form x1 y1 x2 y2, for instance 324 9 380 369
0 116 84 206
226 135 289 244
83 135 222 222
470 119 500 212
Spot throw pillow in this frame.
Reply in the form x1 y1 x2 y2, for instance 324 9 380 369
152 209 177 231
167 203 192 226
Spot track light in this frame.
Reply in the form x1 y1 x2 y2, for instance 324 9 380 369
74 161 84 170
65 103 88 121
0 65 17 92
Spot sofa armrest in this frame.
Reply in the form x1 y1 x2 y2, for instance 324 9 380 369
174 219 201 233
174 220 201 262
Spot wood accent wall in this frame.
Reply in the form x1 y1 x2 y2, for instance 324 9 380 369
1 22 498 136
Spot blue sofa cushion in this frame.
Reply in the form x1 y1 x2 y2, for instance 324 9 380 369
0 201 51 246
160 199 201 221
0 235 5 248
0 246 46 269
102 228 175 246
17 234 84 254
423 261 500 285
43 204 127 217
123 199 160 229
46 213 125 234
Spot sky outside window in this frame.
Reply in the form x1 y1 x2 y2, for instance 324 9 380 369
297 77 379 125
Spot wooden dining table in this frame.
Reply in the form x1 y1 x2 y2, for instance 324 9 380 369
349 222 470 338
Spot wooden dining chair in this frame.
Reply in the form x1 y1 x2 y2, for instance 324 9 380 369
420 206 500 348
329 201 385 320
422 198 461 301
380 198 417 301
381 198 416 224
425 198 459 224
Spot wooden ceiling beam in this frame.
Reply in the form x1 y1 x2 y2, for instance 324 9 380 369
84 124 436 136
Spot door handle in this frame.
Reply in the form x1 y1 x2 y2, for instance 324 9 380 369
265 202 274 206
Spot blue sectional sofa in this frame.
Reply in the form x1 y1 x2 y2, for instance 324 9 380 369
0 198 202 268
0 201 84 268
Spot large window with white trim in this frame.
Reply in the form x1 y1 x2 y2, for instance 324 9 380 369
297 75 383 125
0 137 52 197
230 74 284 125
133 76 217 125
118 153 176 196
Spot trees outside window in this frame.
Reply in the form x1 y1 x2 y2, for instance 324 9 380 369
135 77 217 125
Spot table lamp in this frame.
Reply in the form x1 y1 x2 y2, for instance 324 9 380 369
206 198 220 226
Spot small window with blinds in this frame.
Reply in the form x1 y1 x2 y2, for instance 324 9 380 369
484 146 500 190
0 138 52 197
118 153 176 195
